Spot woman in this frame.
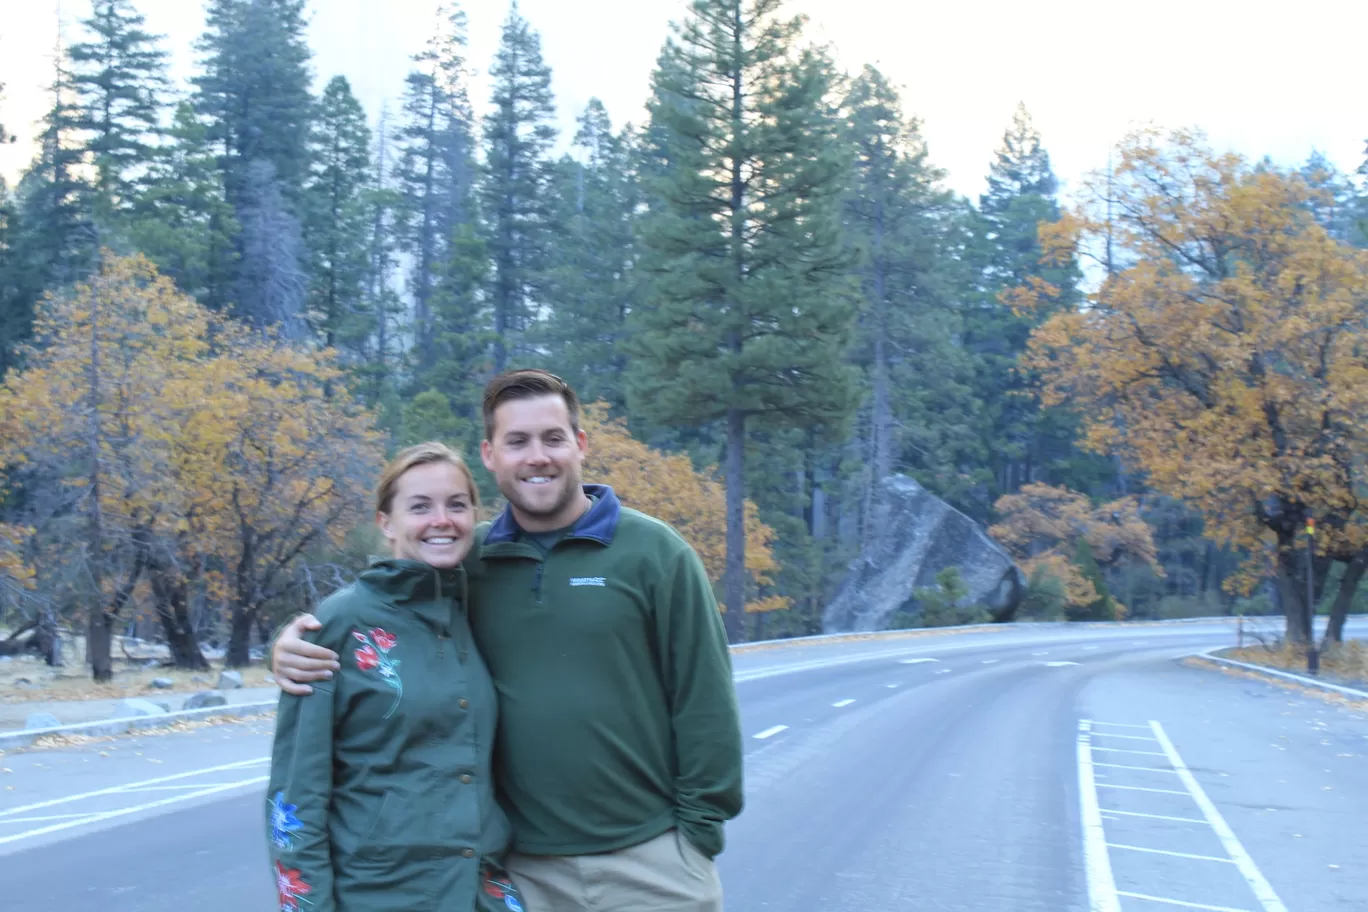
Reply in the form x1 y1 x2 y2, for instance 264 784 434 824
266 442 524 912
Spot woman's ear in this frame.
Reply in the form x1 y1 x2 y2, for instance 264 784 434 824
376 510 396 544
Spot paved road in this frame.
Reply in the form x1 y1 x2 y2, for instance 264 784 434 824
2 620 1365 911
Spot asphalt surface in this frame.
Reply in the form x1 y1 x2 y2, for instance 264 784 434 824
2 619 1365 912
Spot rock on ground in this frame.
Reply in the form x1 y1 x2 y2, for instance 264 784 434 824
824 474 1025 633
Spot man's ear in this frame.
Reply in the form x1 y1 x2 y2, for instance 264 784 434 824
480 438 495 472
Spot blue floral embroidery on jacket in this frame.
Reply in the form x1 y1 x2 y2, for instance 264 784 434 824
269 791 303 850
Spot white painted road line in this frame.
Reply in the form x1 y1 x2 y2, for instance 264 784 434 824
1150 720 1289 912
1045 661 1080 667
1090 721 1152 730
1091 732 1160 742
933 668 952 675
1106 842 1234 864
1096 783 1190 796
1076 721 1121 912
0 775 268 846
831 699 856 708
898 658 938 664
1116 891 1254 912
0 757 270 818
752 725 788 740
1101 809 1208 825
1093 762 1180 775
982 659 999 664
1091 746 1167 757
1032 651 1049 656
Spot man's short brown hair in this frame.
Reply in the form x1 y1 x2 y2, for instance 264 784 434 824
482 368 581 441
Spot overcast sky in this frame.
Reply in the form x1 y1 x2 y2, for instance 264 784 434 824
2 0 1364 201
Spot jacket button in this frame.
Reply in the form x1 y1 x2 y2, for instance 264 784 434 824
460 774 473 784
461 848 475 858
458 699 469 710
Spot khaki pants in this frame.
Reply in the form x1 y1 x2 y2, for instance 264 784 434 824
504 829 723 912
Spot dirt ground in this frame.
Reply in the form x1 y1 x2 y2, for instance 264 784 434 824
1221 638 1368 689
0 631 272 703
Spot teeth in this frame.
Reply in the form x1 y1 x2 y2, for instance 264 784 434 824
525 477 551 484
425 538 454 544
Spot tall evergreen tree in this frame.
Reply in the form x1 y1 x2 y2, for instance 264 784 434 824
841 66 983 534
127 102 238 305
964 103 1096 512
305 76 372 352
539 99 641 410
66 0 170 229
193 0 313 333
2 51 96 373
394 3 481 378
633 0 858 639
481 2 557 373
358 106 407 416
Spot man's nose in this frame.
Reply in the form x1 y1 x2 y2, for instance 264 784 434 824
524 440 551 464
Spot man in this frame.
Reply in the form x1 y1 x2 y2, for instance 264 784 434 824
271 368 744 911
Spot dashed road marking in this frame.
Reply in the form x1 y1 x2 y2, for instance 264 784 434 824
898 658 938 665
1045 661 1080 667
1116 891 1253 911
831 699 856 708
1107 842 1234 864
752 725 788 740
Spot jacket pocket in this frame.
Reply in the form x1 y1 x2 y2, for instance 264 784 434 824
357 791 396 857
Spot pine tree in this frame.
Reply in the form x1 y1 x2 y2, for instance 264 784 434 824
539 99 641 410
481 1 557 373
633 0 858 639
305 76 373 352
394 3 480 377
127 102 238 306
357 106 406 414
965 103 1098 511
1 49 96 372
67 0 170 229
193 0 313 332
841 66 984 525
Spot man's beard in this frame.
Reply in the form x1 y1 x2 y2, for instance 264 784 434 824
503 471 582 522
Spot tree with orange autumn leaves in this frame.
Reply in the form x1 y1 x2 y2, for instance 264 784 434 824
990 483 1160 620
0 255 381 678
1012 129 1368 647
581 404 788 614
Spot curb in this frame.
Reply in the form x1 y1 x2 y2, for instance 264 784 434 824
0 700 278 751
1192 650 1368 701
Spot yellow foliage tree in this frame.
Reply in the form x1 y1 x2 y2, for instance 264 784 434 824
0 523 34 598
0 254 383 677
171 320 383 666
990 483 1161 619
1013 129 1368 645
581 404 788 614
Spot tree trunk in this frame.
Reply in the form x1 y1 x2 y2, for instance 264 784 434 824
722 407 747 643
1274 538 1329 646
1322 552 1367 649
226 607 256 668
0 621 37 657
89 607 113 683
37 609 63 666
149 565 208 671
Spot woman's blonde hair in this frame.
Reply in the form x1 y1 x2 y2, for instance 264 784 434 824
375 442 480 515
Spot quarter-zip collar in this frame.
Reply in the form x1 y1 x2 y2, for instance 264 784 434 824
484 484 621 547
358 557 466 631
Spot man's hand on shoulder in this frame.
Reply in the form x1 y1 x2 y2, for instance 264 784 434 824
272 614 340 696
